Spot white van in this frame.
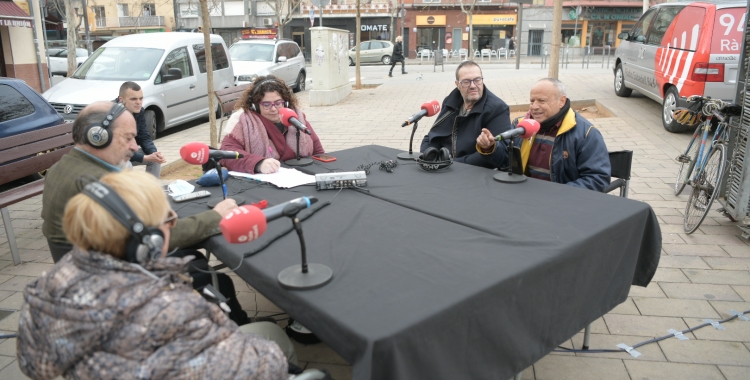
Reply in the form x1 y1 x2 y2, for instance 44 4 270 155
43 33 234 138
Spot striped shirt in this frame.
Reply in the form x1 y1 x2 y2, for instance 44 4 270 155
527 124 560 182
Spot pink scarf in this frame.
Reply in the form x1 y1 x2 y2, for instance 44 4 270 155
230 109 314 160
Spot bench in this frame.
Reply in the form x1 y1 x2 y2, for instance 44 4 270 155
215 84 251 139
0 123 74 265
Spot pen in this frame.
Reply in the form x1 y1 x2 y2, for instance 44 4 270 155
222 184 227 200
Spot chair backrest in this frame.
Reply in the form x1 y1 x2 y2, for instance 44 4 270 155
214 84 252 117
0 122 74 186
609 150 633 180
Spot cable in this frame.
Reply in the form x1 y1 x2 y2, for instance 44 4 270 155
553 309 750 354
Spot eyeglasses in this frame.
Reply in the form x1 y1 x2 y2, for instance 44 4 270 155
162 209 178 228
259 100 286 110
458 77 484 88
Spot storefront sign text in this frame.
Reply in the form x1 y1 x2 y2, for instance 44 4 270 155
584 7 641 21
361 25 388 32
416 15 446 26
469 14 517 25
241 28 278 39
1 18 32 28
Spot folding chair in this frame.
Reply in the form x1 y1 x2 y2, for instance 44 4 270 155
481 49 491 61
458 48 468 60
582 150 633 349
490 50 498 59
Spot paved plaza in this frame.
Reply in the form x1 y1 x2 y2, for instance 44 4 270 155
2 61 750 379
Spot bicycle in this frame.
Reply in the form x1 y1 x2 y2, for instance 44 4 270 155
672 96 740 234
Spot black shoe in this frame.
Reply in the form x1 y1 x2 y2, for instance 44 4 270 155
388 73 393 77
402 72 408 74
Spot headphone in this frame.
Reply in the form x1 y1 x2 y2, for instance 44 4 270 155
79 177 165 264
417 147 453 171
85 102 127 149
248 78 289 113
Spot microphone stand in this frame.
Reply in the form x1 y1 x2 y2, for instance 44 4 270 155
284 128 313 167
207 159 246 208
493 138 527 183
397 120 421 160
278 215 333 290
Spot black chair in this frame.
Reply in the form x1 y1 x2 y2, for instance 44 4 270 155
582 150 633 350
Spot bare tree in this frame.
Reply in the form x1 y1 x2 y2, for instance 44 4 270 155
354 0 362 89
64 0 79 76
388 0 399 43
459 0 478 60
264 0 303 39
199 0 218 147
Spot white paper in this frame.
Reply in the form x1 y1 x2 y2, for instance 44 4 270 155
229 168 316 188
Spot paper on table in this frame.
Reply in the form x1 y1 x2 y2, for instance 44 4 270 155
229 168 316 188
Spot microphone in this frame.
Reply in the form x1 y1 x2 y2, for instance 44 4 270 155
279 108 312 135
494 119 541 141
220 196 318 244
402 100 441 127
180 142 244 165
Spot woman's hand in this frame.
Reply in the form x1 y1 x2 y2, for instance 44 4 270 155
258 158 281 174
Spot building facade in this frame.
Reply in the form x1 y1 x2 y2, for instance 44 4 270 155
1 0 50 91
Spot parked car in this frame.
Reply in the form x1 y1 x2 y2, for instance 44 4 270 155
0 77 64 139
613 0 746 132
229 39 306 92
48 48 90 77
42 33 234 139
349 40 393 66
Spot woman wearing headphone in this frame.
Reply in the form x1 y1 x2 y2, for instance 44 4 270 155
220 76 325 174
17 171 294 379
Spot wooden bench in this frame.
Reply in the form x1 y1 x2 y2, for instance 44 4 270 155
0 123 74 265
215 84 251 138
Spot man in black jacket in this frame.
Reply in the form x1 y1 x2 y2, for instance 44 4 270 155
388 36 407 77
116 81 166 177
420 61 512 168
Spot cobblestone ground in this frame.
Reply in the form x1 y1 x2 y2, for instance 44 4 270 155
2 62 749 379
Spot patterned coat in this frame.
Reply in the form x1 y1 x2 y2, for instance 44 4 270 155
17 248 287 380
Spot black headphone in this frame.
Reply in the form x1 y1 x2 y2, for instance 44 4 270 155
248 78 289 113
418 147 453 171
85 102 127 149
79 177 165 264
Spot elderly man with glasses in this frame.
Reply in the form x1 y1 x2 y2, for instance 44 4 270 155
420 61 512 168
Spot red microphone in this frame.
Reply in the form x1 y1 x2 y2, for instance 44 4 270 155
494 119 541 141
278 108 312 135
219 205 267 244
402 101 441 127
180 142 243 165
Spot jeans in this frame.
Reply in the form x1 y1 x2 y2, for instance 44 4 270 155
389 60 406 74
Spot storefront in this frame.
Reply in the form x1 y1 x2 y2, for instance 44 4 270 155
1 0 49 91
284 16 393 61
415 15 445 53
469 14 516 51
564 6 641 48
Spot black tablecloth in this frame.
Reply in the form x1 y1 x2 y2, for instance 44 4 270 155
172 145 661 380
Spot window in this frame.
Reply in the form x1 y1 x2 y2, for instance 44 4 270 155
142 3 155 17
629 9 657 43
0 85 35 123
287 43 300 58
532 0 544 5
94 6 105 28
370 41 385 49
229 43 274 61
157 47 193 83
647 7 684 45
193 43 230 73
117 4 128 17
179 3 198 17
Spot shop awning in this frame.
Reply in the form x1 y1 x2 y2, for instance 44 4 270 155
0 1 32 28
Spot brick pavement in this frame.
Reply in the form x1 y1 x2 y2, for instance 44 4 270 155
1 64 749 379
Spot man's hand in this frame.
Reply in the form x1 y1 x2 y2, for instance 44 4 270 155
143 152 167 164
476 128 496 152
212 198 238 217
258 158 281 174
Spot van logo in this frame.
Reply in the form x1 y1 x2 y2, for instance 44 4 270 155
64 105 74 114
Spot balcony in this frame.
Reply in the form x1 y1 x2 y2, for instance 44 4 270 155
93 16 166 29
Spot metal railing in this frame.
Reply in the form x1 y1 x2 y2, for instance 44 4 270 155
541 45 614 69
541 45 570 69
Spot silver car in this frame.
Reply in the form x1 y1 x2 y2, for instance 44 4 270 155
230 39 306 92
48 48 89 77
349 40 394 66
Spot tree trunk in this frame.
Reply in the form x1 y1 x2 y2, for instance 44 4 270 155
468 13 473 60
355 0 361 89
548 0 562 79
65 0 77 76
200 0 218 147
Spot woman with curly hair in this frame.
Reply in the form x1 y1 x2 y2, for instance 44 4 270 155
220 76 325 174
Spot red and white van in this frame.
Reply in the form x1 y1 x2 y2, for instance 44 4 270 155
614 1 746 132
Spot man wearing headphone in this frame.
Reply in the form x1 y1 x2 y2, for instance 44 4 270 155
41 102 251 325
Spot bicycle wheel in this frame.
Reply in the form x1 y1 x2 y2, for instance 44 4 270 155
674 124 703 195
684 144 726 234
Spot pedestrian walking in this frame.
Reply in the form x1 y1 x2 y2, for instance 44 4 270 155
389 36 407 77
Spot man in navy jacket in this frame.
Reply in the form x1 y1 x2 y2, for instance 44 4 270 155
476 78 610 192
116 81 166 177
420 61 512 168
